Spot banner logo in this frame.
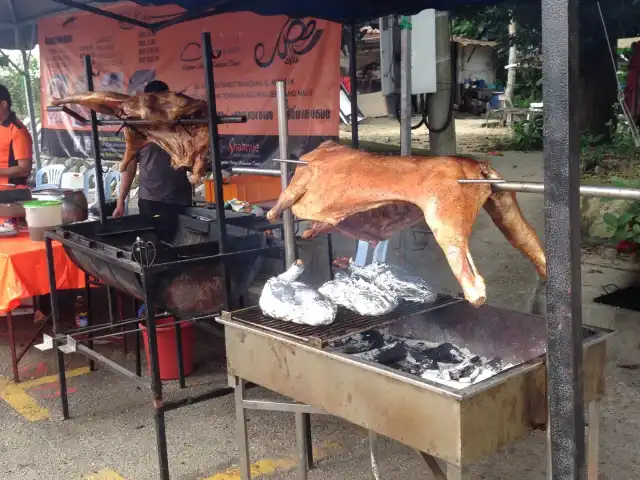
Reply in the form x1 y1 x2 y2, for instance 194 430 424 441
254 18 323 68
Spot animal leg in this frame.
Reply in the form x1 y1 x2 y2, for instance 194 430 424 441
301 221 335 239
119 127 146 172
422 194 489 307
483 167 547 278
266 167 312 222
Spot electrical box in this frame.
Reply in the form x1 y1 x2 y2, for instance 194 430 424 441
379 10 437 96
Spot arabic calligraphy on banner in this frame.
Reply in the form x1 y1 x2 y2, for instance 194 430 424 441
38 2 341 167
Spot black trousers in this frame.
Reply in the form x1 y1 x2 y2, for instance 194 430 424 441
138 199 189 216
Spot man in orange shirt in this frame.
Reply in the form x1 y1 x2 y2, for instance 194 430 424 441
0 85 32 185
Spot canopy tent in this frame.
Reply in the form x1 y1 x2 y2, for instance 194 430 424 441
0 0 504 50
1 0 589 479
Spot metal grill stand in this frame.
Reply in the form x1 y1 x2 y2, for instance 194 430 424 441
42 32 279 480
223 5 624 479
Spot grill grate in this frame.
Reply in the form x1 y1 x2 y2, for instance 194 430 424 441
227 294 462 347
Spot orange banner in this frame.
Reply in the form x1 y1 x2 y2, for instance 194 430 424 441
38 2 341 167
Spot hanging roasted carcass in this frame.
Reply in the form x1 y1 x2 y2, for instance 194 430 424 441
50 91 211 184
266 141 547 307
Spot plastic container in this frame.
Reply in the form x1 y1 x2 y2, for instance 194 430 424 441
23 200 63 241
139 317 195 381
61 172 85 190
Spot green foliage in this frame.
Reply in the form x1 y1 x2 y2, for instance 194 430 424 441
0 53 40 121
603 203 640 244
581 102 637 172
601 178 640 244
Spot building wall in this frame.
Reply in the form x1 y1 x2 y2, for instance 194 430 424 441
457 45 496 86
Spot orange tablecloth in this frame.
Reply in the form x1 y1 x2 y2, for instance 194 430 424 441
0 233 86 313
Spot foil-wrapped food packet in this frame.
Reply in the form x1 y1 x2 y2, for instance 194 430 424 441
348 261 438 303
259 260 337 326
318 272 398 316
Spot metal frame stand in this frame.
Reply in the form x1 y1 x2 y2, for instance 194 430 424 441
4 301 51 383
41 32 263 480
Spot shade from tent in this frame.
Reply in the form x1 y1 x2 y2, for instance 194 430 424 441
0 0 500 50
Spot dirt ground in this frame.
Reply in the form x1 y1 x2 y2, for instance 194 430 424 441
339 115 509 153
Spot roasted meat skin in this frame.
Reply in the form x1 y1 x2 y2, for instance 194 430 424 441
266 141 547 307
50 91 210 184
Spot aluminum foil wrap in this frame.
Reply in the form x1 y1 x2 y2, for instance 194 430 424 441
349 261 438 303
259 261 337 326
318 272 398 316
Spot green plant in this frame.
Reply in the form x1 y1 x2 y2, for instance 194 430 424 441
510 116 543 151
602 177 640 244
603 205 640 244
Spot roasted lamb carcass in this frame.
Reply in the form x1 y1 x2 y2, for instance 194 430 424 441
50 91 210 184
266 141 547 307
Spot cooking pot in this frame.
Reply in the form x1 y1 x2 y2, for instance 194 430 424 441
31 188 88 224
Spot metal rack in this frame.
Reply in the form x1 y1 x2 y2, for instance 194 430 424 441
42 32 282 480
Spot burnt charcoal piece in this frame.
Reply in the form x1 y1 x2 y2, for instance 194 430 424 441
354 341 408 365
392 358 436 377
446 355 481 380
326 330 385 354
458 366 481 383
405 347 439 371
426 342 466 363
484 357 504 373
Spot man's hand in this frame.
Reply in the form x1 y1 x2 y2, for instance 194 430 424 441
113 200 126 218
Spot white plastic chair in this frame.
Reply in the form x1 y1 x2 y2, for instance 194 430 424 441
84 169 128 214
36 165 67 188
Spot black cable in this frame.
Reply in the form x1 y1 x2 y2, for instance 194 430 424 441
393 20 456 133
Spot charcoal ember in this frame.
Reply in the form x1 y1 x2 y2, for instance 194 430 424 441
392 359 434 376
484 357 504 373
354 341 407 365
326 330 385 354
405 348 439 371
445 355 481 380
458 366 481 383
425 342 466 363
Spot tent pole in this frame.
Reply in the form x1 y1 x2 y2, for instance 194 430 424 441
14 27 41 170
541 0 586 478
83 55 107 224
399 17 412 157
349 21 359 148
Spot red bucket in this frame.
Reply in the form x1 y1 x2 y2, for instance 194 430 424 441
139 317 195 381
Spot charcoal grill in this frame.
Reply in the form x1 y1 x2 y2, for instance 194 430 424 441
48 208 281 316
228 295 459 347
218 298 612 479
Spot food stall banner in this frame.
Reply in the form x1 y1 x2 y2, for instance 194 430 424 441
38 2 341 168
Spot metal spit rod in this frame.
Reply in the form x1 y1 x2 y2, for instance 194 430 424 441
459 179 640 201
235 161 640 202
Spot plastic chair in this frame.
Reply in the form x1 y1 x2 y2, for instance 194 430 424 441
36 165 67 188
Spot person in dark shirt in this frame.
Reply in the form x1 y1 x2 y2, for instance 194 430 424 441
0 85 32 185
113 80 193 217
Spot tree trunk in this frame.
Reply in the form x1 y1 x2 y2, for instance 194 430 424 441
504 20 518 103
577 12 618 139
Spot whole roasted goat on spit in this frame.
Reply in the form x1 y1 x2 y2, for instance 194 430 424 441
266 141 547 307
50 91 210 184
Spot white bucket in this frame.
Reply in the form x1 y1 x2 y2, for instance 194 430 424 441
23 200 63 241
61 172 85 190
